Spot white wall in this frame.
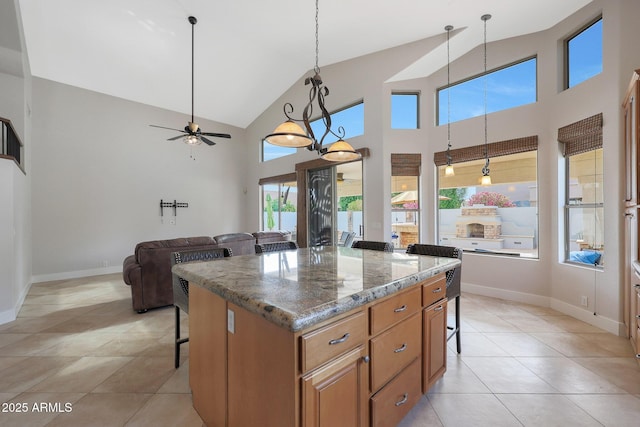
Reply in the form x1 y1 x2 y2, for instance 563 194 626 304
30 78 249 281
245 0 639 334
0 0 32 324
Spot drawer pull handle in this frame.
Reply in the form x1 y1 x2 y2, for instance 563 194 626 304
434 305 444 312
394 343 407 353
395 393 408 406
328 333 350 345
432 287 442 293
394 305 407 313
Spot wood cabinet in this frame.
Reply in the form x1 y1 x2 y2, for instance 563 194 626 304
190 272 450 426
623 70 640 362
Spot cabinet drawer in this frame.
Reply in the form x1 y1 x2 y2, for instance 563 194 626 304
370 287 421 335
370 357 421 427
422 274 446 307
301 311 367 373
370 313 421 392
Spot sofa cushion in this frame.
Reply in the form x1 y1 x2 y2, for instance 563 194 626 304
213 232 256 255
252 230 292 244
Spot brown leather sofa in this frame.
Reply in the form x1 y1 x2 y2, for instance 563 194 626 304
123 231 291 312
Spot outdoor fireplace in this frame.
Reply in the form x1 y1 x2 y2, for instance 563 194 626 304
455 205 502 240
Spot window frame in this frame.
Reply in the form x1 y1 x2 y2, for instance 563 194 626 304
391 91 420 129
436 56 538 126
564 16 603 90
563 148 604 268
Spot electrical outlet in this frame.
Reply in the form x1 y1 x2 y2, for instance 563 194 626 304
169 218 176 225
580 295 588 307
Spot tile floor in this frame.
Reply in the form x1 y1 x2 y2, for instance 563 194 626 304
0 273 639 426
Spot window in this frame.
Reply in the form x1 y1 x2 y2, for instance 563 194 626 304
391 154 421 250
560 113 604 266
310 101 364 145
262 143 297 162
435 137 539 258
391 92 419 129
259 174 298 241
437 57 537 125
566 18 602 89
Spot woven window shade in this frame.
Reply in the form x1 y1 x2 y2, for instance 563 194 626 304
391 153 421 176
433 136 538 166
558 113 603 157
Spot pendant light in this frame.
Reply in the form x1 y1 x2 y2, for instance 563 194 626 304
480 14 492 186
263 0 361 162
444 24 455 177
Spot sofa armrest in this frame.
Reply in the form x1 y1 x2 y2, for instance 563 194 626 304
122 255 141 287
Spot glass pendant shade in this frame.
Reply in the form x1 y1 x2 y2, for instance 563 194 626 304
321 139 360 162
183 134 201 146
480 174 492 186
445 164 455 176
264 120 313 148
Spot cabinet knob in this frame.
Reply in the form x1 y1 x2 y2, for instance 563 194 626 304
362 355 370 363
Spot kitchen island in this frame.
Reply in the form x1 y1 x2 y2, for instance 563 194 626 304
173 246 460 427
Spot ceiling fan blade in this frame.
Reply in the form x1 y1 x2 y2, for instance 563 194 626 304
200 132 231 139
200 136 217 146
167 135 185 141
150 124 186 133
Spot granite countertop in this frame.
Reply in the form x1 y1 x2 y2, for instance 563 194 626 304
172 246 460 332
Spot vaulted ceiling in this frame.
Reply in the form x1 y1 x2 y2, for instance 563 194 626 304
15 0 593 128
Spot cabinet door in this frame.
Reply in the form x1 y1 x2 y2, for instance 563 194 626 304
302 345 368 427
423 299 447 393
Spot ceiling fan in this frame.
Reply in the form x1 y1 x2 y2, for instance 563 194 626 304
150 16 230 146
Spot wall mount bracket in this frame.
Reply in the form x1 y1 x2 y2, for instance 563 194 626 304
160 199 189 217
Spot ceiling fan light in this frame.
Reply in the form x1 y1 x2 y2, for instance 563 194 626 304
321 139 361 162
264 120 313 147
183 134 201 146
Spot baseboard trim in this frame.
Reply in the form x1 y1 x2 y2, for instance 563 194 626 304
462 281 623 336
0 308 16 325
0 281 32 325
32 266 122 284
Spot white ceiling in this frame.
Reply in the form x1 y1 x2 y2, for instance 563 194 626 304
17 0 592 129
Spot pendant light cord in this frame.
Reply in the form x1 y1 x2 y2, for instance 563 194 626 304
483 15 489 161
446 25 452 150
314 0 320 74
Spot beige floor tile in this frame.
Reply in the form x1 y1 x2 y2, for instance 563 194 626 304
461 313 521 333
576 332 636 356
428 355 491 394
0 357 78 393
92 356 176 393
538 314 606 333
483 332 564 357
397 395 443 427
0 333 69 356
0 392 84 427
33 332 121 357
427 393 521 426
462 357 558 393
570 357 640 395
497 315 565 333
46 392 153 427
530 332 619 357
29 356 133 392
450 332 510 357
0 333 30 349
0 317 72 334
0 356 27 371
157 361 191 394
124 393 203 427
517 356 625 393
567 394 640 427
88 334 170 357
496 394 601 426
